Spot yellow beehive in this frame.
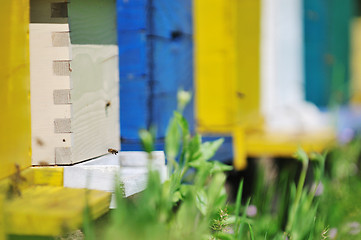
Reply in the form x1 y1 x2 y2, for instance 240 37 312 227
0 1 110 237
194 0 334 170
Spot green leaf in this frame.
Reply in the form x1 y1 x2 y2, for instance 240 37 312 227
195 189 208 215
209 161 233 174
165 116 181 160
138 128 154 154
201 138 224 161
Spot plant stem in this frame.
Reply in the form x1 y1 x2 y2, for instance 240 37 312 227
286 159 309 233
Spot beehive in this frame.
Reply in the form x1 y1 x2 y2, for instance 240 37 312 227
0 1 111 236
118 0 193 149
30 0 120 165
304 0 353 107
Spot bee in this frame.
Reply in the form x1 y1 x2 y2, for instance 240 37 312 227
35 137 44 146
38 161 50 166
105 101 111 116
7 164 27 199
108 148 118 155
236 91 245 99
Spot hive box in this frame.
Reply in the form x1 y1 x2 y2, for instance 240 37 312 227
30 0 120 165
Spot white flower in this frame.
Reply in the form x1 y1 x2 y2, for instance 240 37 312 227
177 90 192 111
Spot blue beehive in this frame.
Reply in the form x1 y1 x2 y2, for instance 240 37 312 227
304 0 353 107
117 0 194 150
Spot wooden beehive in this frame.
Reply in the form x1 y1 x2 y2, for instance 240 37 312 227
118 0 193 149
304 0 353 107
30 0 120 165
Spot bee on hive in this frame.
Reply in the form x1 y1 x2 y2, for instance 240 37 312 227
108 148 118 155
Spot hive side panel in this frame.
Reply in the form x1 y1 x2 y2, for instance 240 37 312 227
117 0 150 140
70 45 120 163
194 0 239 133
151 0 194 137
261 0 304 114
30 23 72 165
0 0 31 180
65 0 119 164
235 0 261 127
303 0 330 107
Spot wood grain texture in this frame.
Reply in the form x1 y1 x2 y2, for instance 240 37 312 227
70 44 120 164
31 0 120 165
0 0 31 181
30 23 71 165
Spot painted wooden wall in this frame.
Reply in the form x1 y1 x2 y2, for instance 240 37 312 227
304 0 353 107
194 0 261 135
0 0 31 180
30 0 119 165
261 0 304 117
117 0 193 149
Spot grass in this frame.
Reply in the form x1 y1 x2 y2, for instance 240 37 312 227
23 91 361 240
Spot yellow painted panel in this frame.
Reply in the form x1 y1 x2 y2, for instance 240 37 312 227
0 0 31 180
32 167 64 186
233 127 335 170
194 0 262 133
235 0 261 127
246 130 335 157
194 0 238 133
4 186 111 236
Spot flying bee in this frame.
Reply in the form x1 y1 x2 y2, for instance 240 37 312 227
236 91 245 99
108 148 118 155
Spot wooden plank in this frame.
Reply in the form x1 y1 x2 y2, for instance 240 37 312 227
260 0 304 116
151 0 194 137
194 0 239 133
303 0 330 107
117 0 149 140
0 0 31 181
4 186 111 236
235 0 261 128
30 23 71 165
152 0 192 38
304 0 352 107
70 45 120 163
68 0 117 45
64 152 167 208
